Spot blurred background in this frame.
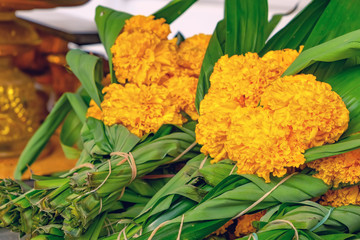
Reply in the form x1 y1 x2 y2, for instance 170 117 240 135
17 0 311 56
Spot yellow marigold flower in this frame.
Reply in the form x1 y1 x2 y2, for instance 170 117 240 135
100 83 184 137
165 75 199 120
261 47 303 80
196 93 238 161
122 15 170 40
234 211 266 237
112 31 178 85
308 149 360 187
261 74 349 148
196 49 301 162
320 185 360 207
225 75 348 182
225 107 305 182
86 99 103 120
177 34 211 77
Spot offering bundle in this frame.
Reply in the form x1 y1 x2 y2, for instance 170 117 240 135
2 0 360 239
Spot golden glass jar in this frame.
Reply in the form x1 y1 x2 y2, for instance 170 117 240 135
0 57 39 157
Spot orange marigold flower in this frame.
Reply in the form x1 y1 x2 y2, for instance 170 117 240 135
122 15 170 40
212 219 234 236
112 31 178 85
308 149 360 187
196 49 301 163
86 99 103 120
226 75 348 182
100 83 184 137
261 74 349 148
261 47 303 80
177 34 211 77
101 73 111 87
320 185 360 207
165 75 199 120
234 211 266 237
225 107 304 182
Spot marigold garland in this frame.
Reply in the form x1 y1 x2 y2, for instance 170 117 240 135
308 148 360 187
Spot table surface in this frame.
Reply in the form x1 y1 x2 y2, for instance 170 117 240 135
0 228 21 239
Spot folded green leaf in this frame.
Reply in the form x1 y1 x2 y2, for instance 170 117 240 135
135 174 329 239
239 201 360 239
60 110 82 159
225 0 267 56
305 134 360 162
66 49 103 107
195 20 226 112
95 6 132 83
153 0 197 24
326 66 360 137
283 29 360 76
260 0 329 54
81 118 140 158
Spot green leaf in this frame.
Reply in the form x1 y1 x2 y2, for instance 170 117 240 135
60 110 82 159
225 0 268 56
301 0 360 80
95 6 132 83
78 213 107 240
153 0 197 24
14 93 85 179
305 134 360 162
195 20 226 112
264 3 298 40
304 0 360 49
283 29 360 76
326 66 360 137
59 93 88 159
260 0 329 54
81 118 140 157
66 49 103 107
